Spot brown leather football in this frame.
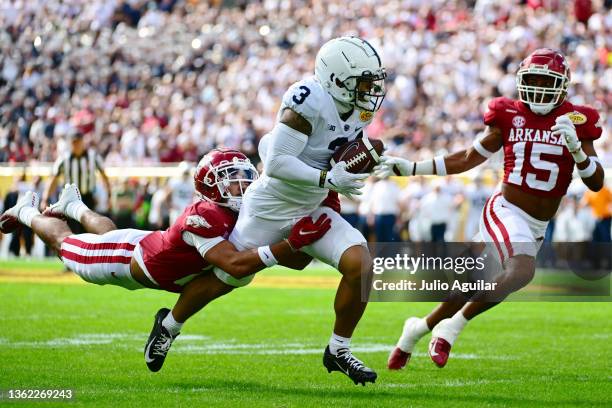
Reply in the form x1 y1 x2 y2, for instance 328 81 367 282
330 137 385 173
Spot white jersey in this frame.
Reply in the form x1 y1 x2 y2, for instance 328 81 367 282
247 76 375 220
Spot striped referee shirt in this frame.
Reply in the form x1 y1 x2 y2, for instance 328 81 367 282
52 149 105 195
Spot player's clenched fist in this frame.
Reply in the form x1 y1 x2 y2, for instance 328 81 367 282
286 214 332 250
552 115 580 153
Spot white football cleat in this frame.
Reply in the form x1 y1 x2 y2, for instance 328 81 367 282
0 191 40 234
388 317 425 370
429 318 461 368
43 183 82 218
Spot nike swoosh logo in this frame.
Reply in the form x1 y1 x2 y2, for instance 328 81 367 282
298 229 318 236
144 340 156 363
328 180 336 187
335 361 350 375
429 339 439 357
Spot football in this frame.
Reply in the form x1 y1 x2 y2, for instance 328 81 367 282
330 137 385 173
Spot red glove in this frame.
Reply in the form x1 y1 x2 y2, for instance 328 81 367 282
321 190 341 213
287 214 332 250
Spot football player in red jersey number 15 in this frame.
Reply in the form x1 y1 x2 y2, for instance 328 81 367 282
374 48 604 370
0 149 331 372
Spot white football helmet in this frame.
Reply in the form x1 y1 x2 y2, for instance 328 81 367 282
315 36 386 113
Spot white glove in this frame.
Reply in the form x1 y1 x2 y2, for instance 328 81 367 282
372 155 412 178
552 115 581 152
324 161 368 197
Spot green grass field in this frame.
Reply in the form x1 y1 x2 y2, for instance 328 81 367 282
0 259 610 407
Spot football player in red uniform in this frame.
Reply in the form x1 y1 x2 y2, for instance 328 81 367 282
374 49 604 369
0 149 331 372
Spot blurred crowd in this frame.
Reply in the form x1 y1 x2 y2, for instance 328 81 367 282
3 169 612 259
0 0 610 167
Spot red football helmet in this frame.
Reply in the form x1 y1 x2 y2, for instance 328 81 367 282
516 48 571 115
194 149 258 212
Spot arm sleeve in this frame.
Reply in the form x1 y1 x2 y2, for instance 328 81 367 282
182 231 225 258
264 123 321 186
258 133 271 163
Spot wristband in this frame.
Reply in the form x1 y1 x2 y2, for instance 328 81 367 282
319 170 327 188
434 155 447 176
257 245 278 267
577 159 596 179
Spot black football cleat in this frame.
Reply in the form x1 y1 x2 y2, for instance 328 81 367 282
323 346 377 386
144 308 179 372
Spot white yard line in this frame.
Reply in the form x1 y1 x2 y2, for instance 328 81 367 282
384 379 518 388
0 333 517 360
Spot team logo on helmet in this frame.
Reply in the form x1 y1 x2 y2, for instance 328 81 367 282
512 116 526 128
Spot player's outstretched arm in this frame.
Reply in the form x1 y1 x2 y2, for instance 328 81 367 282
203 214 332 279
264 109 367 197
552 115 604 192
577 141 604 191
374 126 503 177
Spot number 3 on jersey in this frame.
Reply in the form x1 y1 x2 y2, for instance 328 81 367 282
292 86 311 105
508 142 563 191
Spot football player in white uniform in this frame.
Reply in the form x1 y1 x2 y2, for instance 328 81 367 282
227 37 386 385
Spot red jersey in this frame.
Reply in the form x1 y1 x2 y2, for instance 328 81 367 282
138 200 237 292
484 97 602 198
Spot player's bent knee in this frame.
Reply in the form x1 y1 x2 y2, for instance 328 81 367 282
53 232 72 253
504 255 536 291
338 244 371 282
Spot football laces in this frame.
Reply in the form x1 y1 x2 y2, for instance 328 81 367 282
346 152 367 169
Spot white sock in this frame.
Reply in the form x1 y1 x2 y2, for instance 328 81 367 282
328 333 351 355
18 207 40 228
162 311 183 336
448 311 469 332
415 318 430 337
397 318 430 352
65 201 89 222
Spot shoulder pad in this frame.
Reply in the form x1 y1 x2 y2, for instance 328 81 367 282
281 78 326 126
569 104 603 140
483 97 516 126
182 201 232 238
